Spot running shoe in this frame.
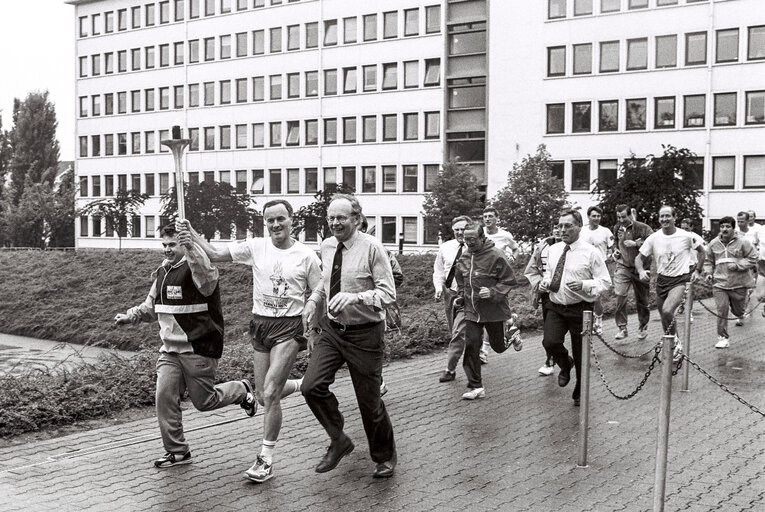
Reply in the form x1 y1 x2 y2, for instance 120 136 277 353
461 387 485 400
714 336 730 349
245 456 274 483
154 452 192 468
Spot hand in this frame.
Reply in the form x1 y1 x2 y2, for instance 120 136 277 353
114 313 131 325
303 300 316 331
175 218 191 233
434 289 443 301
727 263 738 272
639 270 650 282
691 271 703 283
612 250 621 261
566 280 583 292
178 230 193 248
327 292 359 316
705 274 713 283
539 280 550 292
478 287 491 299
623 240 637 248
454 296 464 308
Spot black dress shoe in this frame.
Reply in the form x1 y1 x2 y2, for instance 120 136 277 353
558 356 574 387
315 435 354 473
439 371 456 383
373 451 397 478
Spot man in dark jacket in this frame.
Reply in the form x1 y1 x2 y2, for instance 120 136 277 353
454 221 517 400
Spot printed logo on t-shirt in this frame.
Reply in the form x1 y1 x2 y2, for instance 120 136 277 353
166 286 183 300
263 261 291 313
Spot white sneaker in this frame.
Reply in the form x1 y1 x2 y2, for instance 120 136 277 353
479 353 488 364
380 381 388 397
637 326 648 340
245 455 273 483
593 315 603 335
715 336 730 349
735 317 744 326
461 387 485 400
614 329 628 340
538 364 555 376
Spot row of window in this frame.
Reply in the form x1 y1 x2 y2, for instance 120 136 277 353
77 164 441 201
546 90 765 134
80 1 440 40
77 112 441 158
549 0 716 20
550 154 765 191
77 60 441 119
547 26 765 77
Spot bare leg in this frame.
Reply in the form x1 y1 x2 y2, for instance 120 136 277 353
252 340 300 443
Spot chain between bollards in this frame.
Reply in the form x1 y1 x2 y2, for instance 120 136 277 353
653 334 676 512
577 310 593 469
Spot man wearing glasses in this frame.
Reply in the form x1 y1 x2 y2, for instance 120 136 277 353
302 194 398 479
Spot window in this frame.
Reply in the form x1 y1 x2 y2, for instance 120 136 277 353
287 169 300 194
599 100 618 132
286 121 299 146
237 0 247 9
324 167 337 192
118 50 127 72
324 118 337 144
655 97 676 129
253 30 264 54
716 29 739 63
300 71 317 98
657 0 677 5
270 122 282 146
357 166 375 193
252 123 264 147
546 103 565 134
656 35 677 68
342 117 357 143
403 113 418 140
324 20 337 46
174 41 184 65
159 1 170 23
305 119 318 146
424 59 440 86
92 135 101 156
287 24 300 50
572 102 591 133
402 165 418 192
174 0 184 21
145 132 155 154
383 114 397 141
79 16 88 37
104 134 114 155
131 173 141 192
158 45 169 67
236 32 247 57
306 22 318 48
251 169 264 194
189 39 199 62
133 90 143 112
187 128 199 151
269 170 282 194
684 158 704 189
449 31 485 55
627 38 647 70
548 46 566 77
571 161 591 191
220 35 231 59
404 61 419 88
342 167 356 192
92 54 101 75
270 75 282 100
132 6 141 28
598 160 618 188
118 133 127 155
364 14 377 41
573 43 592 74
549 0 566 19
204 127 215 150
362 115 377 142
574 0 592 16
233 78 246 103
145 46 155 69
404 8 419 36
118 92 126 114
235 124 247 148
714 92 737 126
159 87 170 109
324 69 338 95
424 111 439 139
104 94 114 116
423 164 439 192
382 63 397 90
746 91 765 124
79 96 88 117
383 11 398 39
382 166 397 192
145 4 155 25
80 216 89 237
600 41 620 72
344 17 357 44
252 76 264 101
626 98 646 130
601 0 620 13
203 82 214 105
343 67 357 93
159 130 169 153
204 37 215 61
749 26 765 60
363 65 377 92
220 0 231 13
79 56 87 77
92 13 101 34
305 168 318 194
104 53 114 74
174 86 184 108
685 32 707 65
205 0 214 15
190 0 199 17
426 5 440 33
628 0 647 9
683 95 705 128
79 175 89 196
712 156 735 189
382 217 396 243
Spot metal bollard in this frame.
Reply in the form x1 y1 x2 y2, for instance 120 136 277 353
653 334 675 512
681 283 694 392
577 310 593 468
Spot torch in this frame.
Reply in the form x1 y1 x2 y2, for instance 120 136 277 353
160 124 191 219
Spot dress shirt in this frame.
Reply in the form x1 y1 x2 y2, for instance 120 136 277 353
544 239 612 305
309 231 396 325
433 239 463 293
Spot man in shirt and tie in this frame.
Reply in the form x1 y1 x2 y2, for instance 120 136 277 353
302 194 398 479
541 209 612 406
432 216 471 383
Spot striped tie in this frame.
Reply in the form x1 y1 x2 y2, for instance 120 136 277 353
329 242 344 300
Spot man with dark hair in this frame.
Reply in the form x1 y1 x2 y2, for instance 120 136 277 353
177 199 322 483
433 215 471 382
114 225 255 468
454 221 518 400
612 204 653 340
541 210 611 406
703 216 758 348
302 194 398 479
579 205 614 335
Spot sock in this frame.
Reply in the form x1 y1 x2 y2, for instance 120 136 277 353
260 440 276 464
284 378 302 395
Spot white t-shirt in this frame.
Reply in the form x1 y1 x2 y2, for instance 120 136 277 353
639 228 702 277
228 238 321 317
486 228 518 259
579 225 614 259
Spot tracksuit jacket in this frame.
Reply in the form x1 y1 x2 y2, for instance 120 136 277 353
455 238 517 323
703 234 758 290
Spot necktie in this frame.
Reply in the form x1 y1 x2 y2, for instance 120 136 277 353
548 245 570 293
444 243 464 289
329 242 344 300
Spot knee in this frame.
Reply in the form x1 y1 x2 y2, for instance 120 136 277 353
262 386 281 407
190 395 216 412
300 377 322 400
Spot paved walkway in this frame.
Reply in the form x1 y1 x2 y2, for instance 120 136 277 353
1 303 764 512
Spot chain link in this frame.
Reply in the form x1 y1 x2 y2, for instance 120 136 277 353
682 354 765 417
593 331 658 359
587 335 663 400
694 296 762 321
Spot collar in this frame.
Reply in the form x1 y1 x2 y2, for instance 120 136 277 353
336 230 360 250
163 256 187 270
566 239 582 251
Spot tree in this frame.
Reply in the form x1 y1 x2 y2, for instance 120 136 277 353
7 92 60 205
594 145 704 229
292 183 355 241
422 160 485 241
48 167 76 247
490 145 568 244
0 115 11 201
161 180 256 241
81 188 148 250
3 176 56 248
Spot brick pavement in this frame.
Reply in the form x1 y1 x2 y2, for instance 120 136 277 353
1 302 764 512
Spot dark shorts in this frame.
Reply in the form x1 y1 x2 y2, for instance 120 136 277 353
249 314 307 353
656 273 690 301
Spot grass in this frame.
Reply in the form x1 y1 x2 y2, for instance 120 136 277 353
0 249 711 437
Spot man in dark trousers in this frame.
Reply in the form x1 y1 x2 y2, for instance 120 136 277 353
302 194 398 478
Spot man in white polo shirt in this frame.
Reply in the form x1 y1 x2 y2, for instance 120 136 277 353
578 206 613 335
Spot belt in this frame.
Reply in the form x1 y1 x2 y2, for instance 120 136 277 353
328 319 381 332
550 300 593 309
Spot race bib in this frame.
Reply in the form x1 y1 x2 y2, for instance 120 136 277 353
166 286 183 300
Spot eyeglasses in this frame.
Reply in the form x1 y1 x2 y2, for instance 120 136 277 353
326 215 351 223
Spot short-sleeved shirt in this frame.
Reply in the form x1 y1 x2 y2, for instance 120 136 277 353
486 229 518 259
639 228 701 277
228 238 321 317
579 225 614 259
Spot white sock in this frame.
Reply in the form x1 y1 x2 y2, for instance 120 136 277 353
260 440 276 464
284 378 302 395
